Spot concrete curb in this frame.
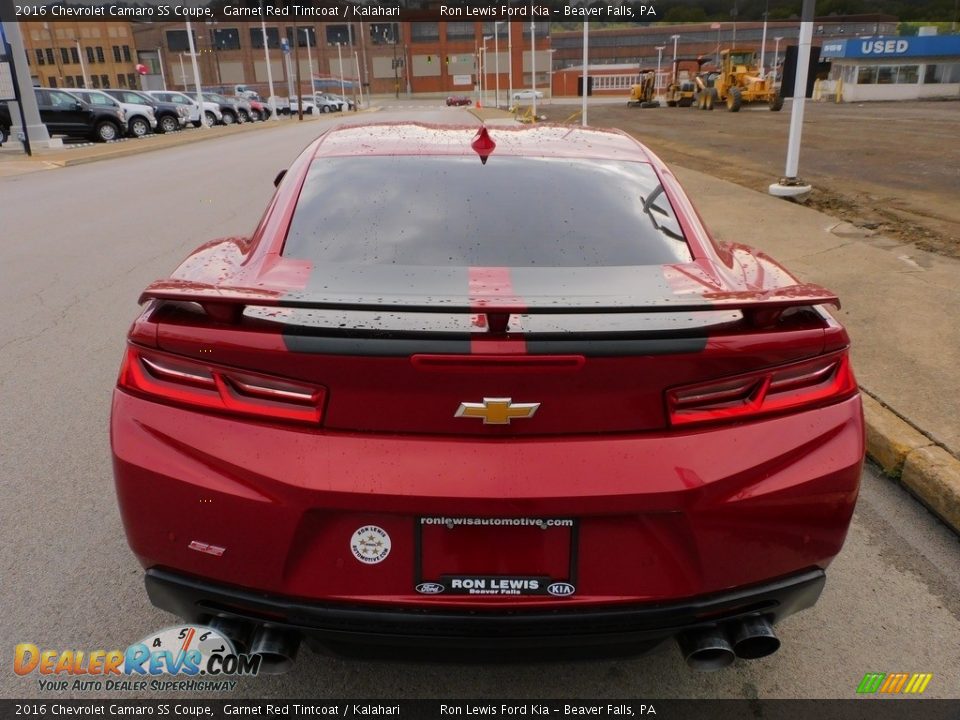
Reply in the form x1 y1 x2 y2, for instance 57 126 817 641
862 391 960 533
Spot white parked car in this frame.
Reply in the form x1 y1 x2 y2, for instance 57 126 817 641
147 91 222 128
288 96 318 115
70 89 156 138
512 89 545 101
313 94 343 113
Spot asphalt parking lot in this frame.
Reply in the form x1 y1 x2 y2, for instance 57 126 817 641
1 105 959 700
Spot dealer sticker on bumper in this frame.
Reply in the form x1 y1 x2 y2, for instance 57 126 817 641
424 576 576 596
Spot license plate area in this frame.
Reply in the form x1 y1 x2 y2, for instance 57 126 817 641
415 517 578 597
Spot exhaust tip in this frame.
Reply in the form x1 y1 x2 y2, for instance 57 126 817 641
205 616 253 654
730 616 781 660
676 627 736 671
249 625 300 675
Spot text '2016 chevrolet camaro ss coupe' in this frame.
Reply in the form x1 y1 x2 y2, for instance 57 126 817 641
111 122 864 672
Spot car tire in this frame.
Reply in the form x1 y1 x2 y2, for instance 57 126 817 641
769 92 784 112
129 117 150 137
238 110 250 123
251 110 262 122
321 105 330 113
726 87 742 112
203 111 217 127
159 116 179 133
0 125 7 145
94 120 120 142
221 112 236 125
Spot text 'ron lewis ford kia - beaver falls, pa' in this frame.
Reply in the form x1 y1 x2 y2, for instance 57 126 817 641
110 122 864 672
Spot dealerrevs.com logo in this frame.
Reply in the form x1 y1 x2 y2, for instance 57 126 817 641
14 625 261 692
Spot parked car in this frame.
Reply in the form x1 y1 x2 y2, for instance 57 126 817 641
112 122 863 672
268 96 290 116
247 97 270 121
105 89 187 134
289 96 318 114
201 92 241 125
446 95 472 106
72 88 157 137
512 89 544 101
227 95 256 123
0 87 125 143
316 93 352 112
328 94 356 111
147 91 222 128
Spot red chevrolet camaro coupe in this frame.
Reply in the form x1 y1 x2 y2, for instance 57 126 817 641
112 122 864 672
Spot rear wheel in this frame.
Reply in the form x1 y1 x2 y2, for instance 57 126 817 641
238 110 250 123
321 105 331 113
221 111 236 125
94 120 120 142
769 92 784 111
251 110 263 122
705 89 716 110
726 87 742 112
129 117 150 137
204 111 217 127
159 115 179 133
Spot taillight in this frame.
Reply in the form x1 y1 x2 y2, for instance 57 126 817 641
118 346 325 424
667 350 857 427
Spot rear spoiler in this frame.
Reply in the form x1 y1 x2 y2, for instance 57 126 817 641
140 279 839 329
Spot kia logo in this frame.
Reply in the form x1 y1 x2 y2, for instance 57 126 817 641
416 583 445 594
547 582 576 597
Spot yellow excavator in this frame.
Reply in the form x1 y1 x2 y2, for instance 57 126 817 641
627 70 659 108
695 49 784 112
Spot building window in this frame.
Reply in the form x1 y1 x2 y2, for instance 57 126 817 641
46 48 55 64
856 65 877 84
49 76 58 88
123 45 132 62
113 46 122 62
91 75 100 88
896 65 918 84
118 74 127 87
326 25 351 46
877 65 896 84
445 23 475 41
409 23 437 43
249 26 279 49
96 47 105 63
61 47 70 65
66 76 75 87
286 26 316 48
101 74 110 88
924 62 960 84
212 28 241 50
86 46 95 64
71 47 80 64
36 49 45 65
521 22 549 38
76 75 85 88
369 23 399 44
128 73 138 88
166 30 195 52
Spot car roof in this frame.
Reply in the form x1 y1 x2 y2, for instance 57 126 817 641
311 122 655 163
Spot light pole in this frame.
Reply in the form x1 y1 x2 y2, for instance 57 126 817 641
301 28 315 99
494 22 505 108
155 45 166 91
530 11 537 118
336 42 345 99
507 21 513 106
78 41 91 89
355 50 363 107
482 35 492 107
547 48 556 103
185 21 206 129
178 53 186 89
260 21 278 121
655 46 665 100
759 2 769 78
582 21 588 126
772 36 783 85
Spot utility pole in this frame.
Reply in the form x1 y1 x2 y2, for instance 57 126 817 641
78 40 91 89
293 23 302 120
185 20 207 129
156 45 166 91
581 21 588 126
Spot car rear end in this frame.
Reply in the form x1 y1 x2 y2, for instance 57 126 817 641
112 124 863 671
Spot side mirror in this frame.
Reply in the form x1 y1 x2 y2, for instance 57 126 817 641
75 101 84 110
273 169 287 187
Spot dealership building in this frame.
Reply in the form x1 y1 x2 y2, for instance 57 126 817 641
822 34 960 102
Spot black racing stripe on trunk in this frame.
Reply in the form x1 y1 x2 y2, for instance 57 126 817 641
283 335 473 356
526 337 708 356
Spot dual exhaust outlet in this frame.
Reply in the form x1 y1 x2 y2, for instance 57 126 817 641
206 617 299 675
210 614 778 674
677 616 781 671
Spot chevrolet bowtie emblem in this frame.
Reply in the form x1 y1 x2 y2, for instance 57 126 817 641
455 398 540 425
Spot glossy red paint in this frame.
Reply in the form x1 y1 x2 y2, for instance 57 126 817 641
111 123 864 655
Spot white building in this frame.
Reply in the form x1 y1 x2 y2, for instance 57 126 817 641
821 34 960 102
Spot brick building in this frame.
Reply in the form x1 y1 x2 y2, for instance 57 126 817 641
20 21 141 91
131 21 551 98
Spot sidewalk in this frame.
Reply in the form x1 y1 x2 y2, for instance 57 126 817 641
675 165 960 531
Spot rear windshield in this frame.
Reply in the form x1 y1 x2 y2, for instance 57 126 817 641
282 156 692 267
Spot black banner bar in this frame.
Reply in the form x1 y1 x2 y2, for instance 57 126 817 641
2 700 960 720
0 1 958 23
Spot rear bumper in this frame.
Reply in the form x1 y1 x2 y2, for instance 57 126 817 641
113 390 862 613
146 567 825 653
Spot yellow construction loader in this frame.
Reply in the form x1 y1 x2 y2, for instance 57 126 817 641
627 71 659 108
664 58 709 107
695 49 784 112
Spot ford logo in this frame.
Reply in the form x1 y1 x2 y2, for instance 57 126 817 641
547 582 576 597
416 583 445 594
